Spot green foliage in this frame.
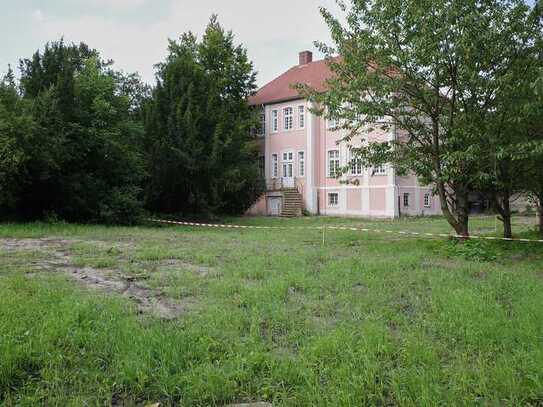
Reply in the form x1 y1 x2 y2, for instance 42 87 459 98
144 16 263 216
302 0 542 237
0 73 34 216
445 240 499 262
0 40 146 224
472 8 543 237
1 20 263 224
517 65 543 235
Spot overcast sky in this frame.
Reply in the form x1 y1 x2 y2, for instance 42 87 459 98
0 0 343 87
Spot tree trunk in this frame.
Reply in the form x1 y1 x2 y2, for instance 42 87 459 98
495 191 513 239
436 181 470 237
455 189 470 237
538 207 543 237
430 119 469 237
537 196 543 237
502 197 512 239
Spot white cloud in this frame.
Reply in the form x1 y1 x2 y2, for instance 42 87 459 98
74 0 150 9
23 0 344 86
31 9 45 23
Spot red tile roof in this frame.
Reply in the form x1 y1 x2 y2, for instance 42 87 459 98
249 58 336 106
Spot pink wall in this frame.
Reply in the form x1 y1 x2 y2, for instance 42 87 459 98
245 98 443 218
347 190 362 211
246 194 267 216
267 100 308 159
370 189 387 213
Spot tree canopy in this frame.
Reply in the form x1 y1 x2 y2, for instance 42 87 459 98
144 16 263 217
1 40 146 224
301 0 543 236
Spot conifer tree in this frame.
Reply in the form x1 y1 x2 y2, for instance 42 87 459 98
1 40 146 224
0 69 34 216
144 16 263 216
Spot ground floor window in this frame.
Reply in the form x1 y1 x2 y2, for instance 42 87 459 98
272 154 278 178
403 193 410 207
328 192 339 207
424 193 431 208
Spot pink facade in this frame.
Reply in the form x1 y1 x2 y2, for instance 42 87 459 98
248 51 442 218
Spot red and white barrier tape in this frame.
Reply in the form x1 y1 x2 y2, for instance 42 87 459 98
148 219 543 243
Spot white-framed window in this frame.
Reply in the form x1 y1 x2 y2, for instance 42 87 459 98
328 192 339 207
374 164 387 176
403 193 410 207
282 151 293 178
272 154 278 178
424 193 431 208
298 105 305 129
327 150 340 178
258 112 266 136
349 150 363 176
271 110 279 133
283 107 293 130
298 151 305 177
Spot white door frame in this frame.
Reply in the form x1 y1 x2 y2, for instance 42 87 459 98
281 150 294 188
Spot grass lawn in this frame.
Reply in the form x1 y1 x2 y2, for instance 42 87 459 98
1 215 542 406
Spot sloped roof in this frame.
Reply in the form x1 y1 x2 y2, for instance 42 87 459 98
249 58 336 106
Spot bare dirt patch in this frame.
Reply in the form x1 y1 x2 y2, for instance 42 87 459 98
1 238 193 319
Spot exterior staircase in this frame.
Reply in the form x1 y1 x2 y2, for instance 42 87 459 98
280 188 303 217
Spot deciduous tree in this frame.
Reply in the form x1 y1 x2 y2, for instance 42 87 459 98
302 0 541 237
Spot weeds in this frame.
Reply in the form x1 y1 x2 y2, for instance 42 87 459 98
1 216 542 405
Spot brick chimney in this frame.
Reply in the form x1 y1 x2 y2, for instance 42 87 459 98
299 50 313 66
